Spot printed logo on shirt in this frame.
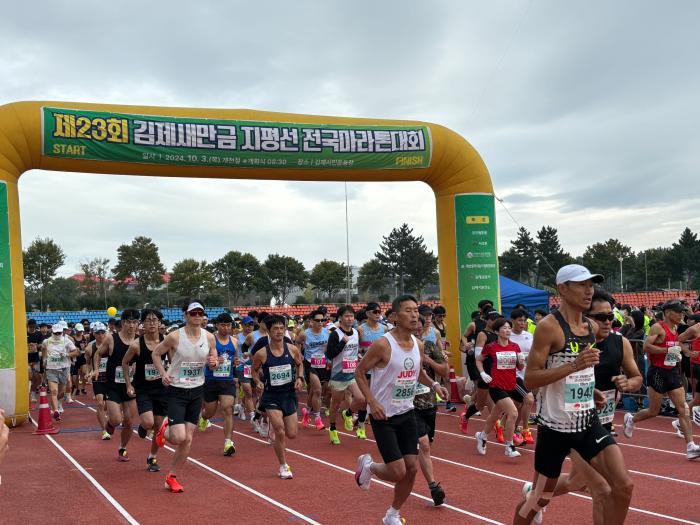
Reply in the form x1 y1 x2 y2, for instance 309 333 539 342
404 357 415 370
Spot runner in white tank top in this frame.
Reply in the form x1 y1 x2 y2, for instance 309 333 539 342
354 295 448 525
152 300 217 494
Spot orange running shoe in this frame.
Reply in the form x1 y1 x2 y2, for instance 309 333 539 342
459 412 469 434
522 429 535 445
495 420 505 444
155 418 169 448
164 474 184 493
301 407 311 428
513 432 524 447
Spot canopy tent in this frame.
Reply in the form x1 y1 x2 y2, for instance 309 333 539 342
499 275 549 318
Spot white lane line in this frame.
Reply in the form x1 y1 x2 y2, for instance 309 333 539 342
75 401 322 525
331 429 700 524
30 417 140 525
225 425 506 525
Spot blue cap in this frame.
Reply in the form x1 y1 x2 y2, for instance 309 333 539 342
241 316 254 325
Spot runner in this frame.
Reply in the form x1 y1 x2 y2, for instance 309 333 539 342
153 300 218 493
509 308 536 445
514 265 633 525
235 316 257 426
326 305 367 444
296 309 329 430
93 309 140 462
678 318 700 426
623 300 700 459
354 295 449 525
70 323 89 397
474 317 525 458
198 312 239 456
26 319 44 404
252 314 304 479
41 323 78 420
122 308 168 472
85 322 110 440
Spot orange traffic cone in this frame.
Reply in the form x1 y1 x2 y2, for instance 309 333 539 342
449 367 460 403
33 386 59 435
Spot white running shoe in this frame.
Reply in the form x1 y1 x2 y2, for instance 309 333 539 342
623 412 634 438
382 510 405 525
505 445 521 458
259 419 269 439
355 453 373 491
672 419 683 438
475 431 487 455
522 482 544 524
58 403 64 414
30 391 37 403
687 442 700 460
278 464 293 479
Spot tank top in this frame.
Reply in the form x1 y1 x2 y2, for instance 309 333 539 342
359 322 387 350
252 330 265 346
133 335 167 389
91 341 108 382
169 327 210 389
369 332 421 419
423 326 437 344
205 335 237 381
594 333 623 425
536 310 596 433
649 321 681 370
262 342 296 393
106 332 134 385
303 327 329 365
237 332 247 353
330 327 360 381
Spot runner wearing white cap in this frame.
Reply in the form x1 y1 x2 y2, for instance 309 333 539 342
41 323 79 420
85 323 111 439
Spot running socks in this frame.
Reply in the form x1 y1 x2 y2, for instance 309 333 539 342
358 410 367 423
465 404 478 419
330 423 336 431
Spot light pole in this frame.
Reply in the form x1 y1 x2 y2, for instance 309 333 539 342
38 261 43 311
618 256 624 292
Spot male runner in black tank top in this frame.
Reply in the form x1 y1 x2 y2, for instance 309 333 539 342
86 323 110 440
514 265 633 525
93 309 140 462
122 308 167 472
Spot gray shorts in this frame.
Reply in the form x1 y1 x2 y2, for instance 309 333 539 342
46 367 69 385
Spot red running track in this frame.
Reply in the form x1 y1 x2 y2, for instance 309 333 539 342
1 392 699 525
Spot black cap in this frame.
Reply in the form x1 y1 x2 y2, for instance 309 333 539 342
366 302 380 311
27 319 37 326
418 304 433 316
661 300 685 313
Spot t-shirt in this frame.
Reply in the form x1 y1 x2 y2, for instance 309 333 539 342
481 341 520 391
414 340 444 410
509 330 533 380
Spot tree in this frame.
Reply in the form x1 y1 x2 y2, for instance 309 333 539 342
357 258 389 297
404 248 438 299
169 258 215 298
310 260 348 300
499 227 537 285
375 224 436 295
211 251 262 304
112 236 165 299
534 226 574 288
43 277 79 310
23 237 66 291
581 239 634 292
670 228 700 289
79 257 111 303
260 254 308 305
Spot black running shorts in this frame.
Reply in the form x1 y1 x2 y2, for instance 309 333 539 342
647 365 682 394
535 419 615 479
92 381 107 397
489 387 522 404
136 387 168 417
166 385 204 426
414 406 437 443
258 389 298 418
370 409 419 464
105 383 133 404
203 380 237 402
303 360 329 384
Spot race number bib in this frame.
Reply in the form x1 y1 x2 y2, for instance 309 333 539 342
178 361 204 384
269 364 292 386
564 367 595 412
98 358 108 373
597 389 617 425
49 355 63 365
414 383 431 395
342 356 358 374
144 363 161 381
243 364 252 379
496 351 517 370
664 345 682 367
214 357 232 378
114 365 134 384
310 353 327 368
391 378 416 406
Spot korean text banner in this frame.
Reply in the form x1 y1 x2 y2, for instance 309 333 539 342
42 107 432 170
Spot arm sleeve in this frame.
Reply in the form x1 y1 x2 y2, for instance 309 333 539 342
325 330 346 360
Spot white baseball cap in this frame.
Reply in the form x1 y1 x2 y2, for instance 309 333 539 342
186 302 205 313
51 323 63 333
74 323 84 332
92 322 107 332
555 264 604 285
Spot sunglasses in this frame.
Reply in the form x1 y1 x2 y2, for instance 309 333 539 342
188 310 206 317
371 310 381 314
313 318 324 322
589 312 614 322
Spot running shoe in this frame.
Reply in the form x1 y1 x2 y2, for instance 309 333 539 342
58 403 64 414
252 418 261 434
672 419 684 438
324 408 330 417
505 445 521 458
224 440 236 456
278 464 293 479
382 510 406 525
101 431 111 440
117 448 130 462
237 405 247 421
197 416 209 432
513 432 525 447
155 418 169 447
356 424 367 440
164 474 184 493
459 412 469 434
475 431 487 455
522 482 544 524
342 410 354 431
355 453 373 490
328 428 341 445
445 402 456 413
105 421 116 435
259 419 269 439
53 410 61 421
314 415 325 430
687 442 700 460
147 457 160 472
623 412 634 438
137 424 148 439
429 482 445 506
495 420 505 443
301 406 311 428
462 394 472 405
30 391 37 403
521 429 535 445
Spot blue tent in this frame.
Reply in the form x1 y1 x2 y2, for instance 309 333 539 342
499 275 549 318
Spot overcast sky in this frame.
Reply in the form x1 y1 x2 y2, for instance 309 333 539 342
4 1 699 277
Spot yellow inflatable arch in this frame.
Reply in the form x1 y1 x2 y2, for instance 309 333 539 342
0 101 499 425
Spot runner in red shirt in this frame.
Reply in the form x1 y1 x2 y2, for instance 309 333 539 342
474 318 525 458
